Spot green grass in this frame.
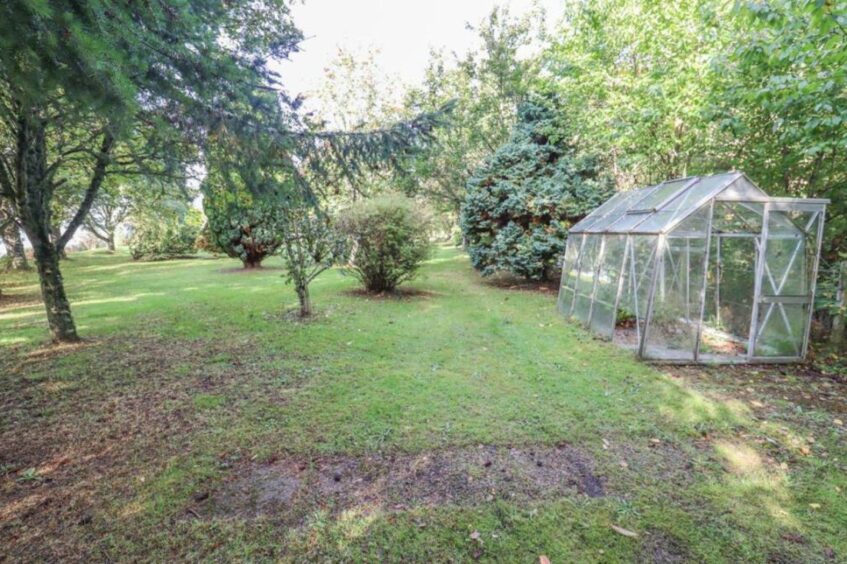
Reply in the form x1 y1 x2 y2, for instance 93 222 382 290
1 247 845 562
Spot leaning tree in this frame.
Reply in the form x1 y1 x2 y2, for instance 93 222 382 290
0 1 450 343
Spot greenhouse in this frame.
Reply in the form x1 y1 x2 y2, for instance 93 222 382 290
557 172 828 363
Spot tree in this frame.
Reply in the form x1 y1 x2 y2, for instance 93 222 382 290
539 0 728 188
708 0 847 256
0 1 449 343
401 6 546 216
84 180 138 252
279 207 348 317
461 97 613 281
1 199 28 270
202 125 293 269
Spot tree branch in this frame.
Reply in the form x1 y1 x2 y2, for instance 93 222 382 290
57 131 116 251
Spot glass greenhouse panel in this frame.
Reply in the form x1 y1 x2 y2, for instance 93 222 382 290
613 235 658 349
643 210 710 360
573 234 602 324
558 234 583 314
590 235 627 338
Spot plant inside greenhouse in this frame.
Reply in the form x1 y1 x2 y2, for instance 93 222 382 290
558 172 828 363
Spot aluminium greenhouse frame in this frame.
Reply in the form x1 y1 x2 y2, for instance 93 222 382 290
557 172 828 363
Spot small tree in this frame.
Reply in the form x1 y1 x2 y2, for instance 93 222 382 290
461 97 614 281
280 207 348 317
84 182 135 252
338 195 432 293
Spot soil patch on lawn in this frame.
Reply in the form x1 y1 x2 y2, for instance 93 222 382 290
480 273 558 295
342 287 438 300
210 443 604 521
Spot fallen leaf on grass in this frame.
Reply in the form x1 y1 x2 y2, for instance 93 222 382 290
834 418 843 426
539 556 551 564
470 531 481 541
610 524 638 538
809 503 821 509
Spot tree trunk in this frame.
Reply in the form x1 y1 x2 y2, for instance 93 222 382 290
242 257 263 269
51 224 68 259
832 261 846 348
2 220 29 270
296 284 312 317
31 235 79 342
14 111 80 343
107 232 116 253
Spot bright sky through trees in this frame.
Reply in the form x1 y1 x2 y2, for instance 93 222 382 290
277 0 563 111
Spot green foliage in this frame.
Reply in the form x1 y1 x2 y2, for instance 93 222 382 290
338 195 432 293
202 185 288 268
461 97 613 280
279 207 349 316
401 6 545 214
709 0 847 255
538 0 726 186
128 208 202 261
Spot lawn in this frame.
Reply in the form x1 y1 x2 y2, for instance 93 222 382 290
1 247 845 562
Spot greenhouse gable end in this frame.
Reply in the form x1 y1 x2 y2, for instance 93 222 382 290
557 172 828 363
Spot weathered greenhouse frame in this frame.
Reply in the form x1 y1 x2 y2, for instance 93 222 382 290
557 172 828 363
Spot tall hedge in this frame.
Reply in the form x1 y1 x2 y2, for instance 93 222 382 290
460 97 614 280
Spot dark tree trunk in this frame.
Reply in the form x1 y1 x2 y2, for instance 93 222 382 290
2 220 29 270
242 256 263 269
14 111 79 343
107 233 116 252
296 284 311 317
51 224 68 259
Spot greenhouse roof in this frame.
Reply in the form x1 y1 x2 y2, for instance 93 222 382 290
568 172 821 235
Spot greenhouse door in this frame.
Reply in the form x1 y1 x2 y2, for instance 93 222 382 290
749 203 825 360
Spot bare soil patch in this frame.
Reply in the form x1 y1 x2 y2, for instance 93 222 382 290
218 265 284 274
342 287 438 300
209 443 604 522
479 272 558 294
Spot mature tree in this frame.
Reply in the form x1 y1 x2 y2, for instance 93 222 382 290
539 0 728 188
0 1 449 343
461 97 613 281
280 207 348 317
402 6 545 215
709 0 847 255
202 120 295 269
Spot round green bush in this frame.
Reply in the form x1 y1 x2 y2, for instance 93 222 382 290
338 195 432 293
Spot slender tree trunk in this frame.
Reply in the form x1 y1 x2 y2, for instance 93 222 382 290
107 232 116 252
296 284 311 317
2 220 29 270
14 111 79 343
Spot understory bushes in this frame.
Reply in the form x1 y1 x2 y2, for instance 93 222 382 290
127 209 202 261
338 195 432 293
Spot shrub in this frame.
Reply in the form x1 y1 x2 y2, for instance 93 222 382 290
127 208 202 260
461 97 614 281
338 195 432 293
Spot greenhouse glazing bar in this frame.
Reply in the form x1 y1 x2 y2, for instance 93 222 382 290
801 209 826 358
693 200 716 361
